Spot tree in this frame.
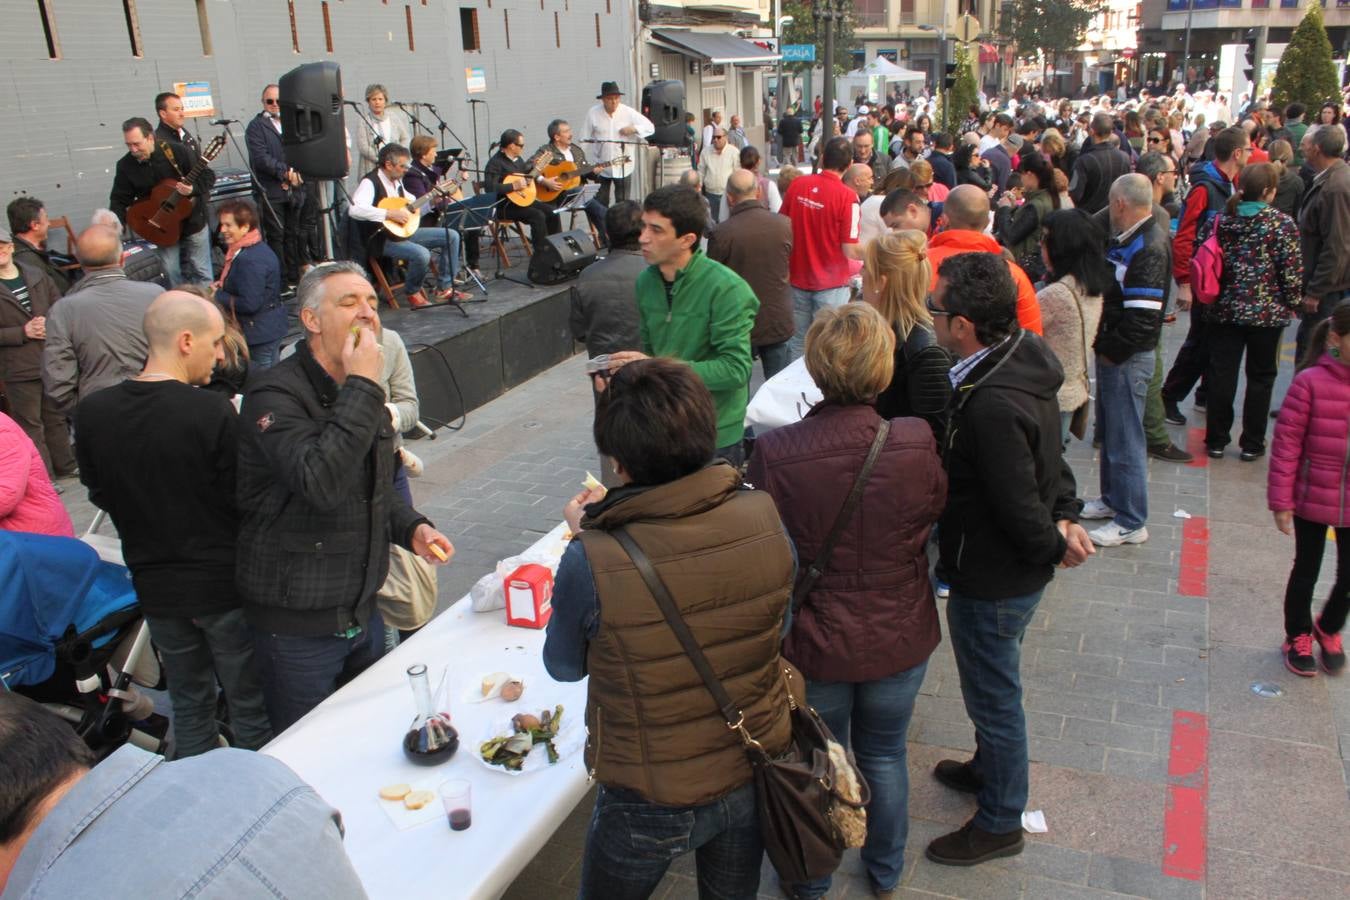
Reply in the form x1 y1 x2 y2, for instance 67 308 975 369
1271 5 1340 114
943 42 980 133
1009 0 1102 84
780 0 861 79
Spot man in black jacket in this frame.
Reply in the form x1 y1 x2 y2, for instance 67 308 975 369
1083 175 1171 548
245 84 305 286
236 262 454 731
6 197 71 294
1069 113 1132 213
109 117 216 285
154 91 200 152
925 252 1092 868
484 128 560 251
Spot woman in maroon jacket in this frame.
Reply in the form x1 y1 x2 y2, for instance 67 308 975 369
746 302 947 900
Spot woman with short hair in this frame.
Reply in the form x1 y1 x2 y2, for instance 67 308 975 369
353 83 411 177
748 302 946 900
214 199 286 369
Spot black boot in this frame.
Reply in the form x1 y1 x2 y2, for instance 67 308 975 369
926 819 1025 867
934 758 982 794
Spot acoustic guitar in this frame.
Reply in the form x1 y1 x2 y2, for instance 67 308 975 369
126 134 226 248
501 150 553 208
535 155 632 203
378 174 465 240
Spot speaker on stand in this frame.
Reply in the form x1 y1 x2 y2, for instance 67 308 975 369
642 80 688 193
279 61 347 259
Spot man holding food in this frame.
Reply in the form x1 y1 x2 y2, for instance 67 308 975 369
236 261 454 732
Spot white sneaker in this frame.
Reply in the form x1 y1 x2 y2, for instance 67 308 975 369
1080 498 1116 520
1088 522 1149 547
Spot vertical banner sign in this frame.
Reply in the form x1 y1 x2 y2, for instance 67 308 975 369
465 67 487 94
173 81 215 118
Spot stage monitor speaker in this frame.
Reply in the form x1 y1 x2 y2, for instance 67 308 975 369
642 80 686 147
528 230 598 285
279 61 348 179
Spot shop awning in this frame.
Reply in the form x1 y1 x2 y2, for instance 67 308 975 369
979 43 999 63
650 29 781 65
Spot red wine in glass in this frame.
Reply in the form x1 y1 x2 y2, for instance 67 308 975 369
448 808 472 831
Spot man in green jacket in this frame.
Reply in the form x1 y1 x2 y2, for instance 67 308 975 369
605 185 758 465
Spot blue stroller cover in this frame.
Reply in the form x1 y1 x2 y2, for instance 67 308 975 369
0 531 138 689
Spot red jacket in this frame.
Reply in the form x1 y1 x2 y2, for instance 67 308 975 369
0 413 74 538
927 230 1043 334
1268 355 1350 527
746 403 946 682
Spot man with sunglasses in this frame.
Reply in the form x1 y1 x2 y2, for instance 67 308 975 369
923 252 1092 867
484 128 560 252
245 84 306 287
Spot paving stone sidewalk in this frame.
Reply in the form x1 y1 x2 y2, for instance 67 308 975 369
56 325 1350 899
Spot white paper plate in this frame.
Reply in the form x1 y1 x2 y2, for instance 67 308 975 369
475 707 584 776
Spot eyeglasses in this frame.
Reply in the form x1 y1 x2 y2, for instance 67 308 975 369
925 295 954 318
916 181 934 189
1147 136 1162 143
264 98 280 106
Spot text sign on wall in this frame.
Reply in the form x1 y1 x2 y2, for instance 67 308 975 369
173 81 215 118
781 44 816 63
465 67 487 94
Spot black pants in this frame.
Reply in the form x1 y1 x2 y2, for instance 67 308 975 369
595 176 630 206
257 192 303 284
1162 308 1209 405
1203 323 1281 452
501 201 558 249
1285 516 1350 637
7 378 76 476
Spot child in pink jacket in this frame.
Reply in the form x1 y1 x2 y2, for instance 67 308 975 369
0 408 74 537
1268 305 1350 676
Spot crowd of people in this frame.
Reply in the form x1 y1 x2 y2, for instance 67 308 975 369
2 77 1349 900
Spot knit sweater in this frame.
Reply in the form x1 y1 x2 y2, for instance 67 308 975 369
1037 274 1104 413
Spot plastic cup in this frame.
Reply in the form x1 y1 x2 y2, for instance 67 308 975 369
440 779 472 831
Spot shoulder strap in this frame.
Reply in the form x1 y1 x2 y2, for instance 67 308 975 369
608 528 742 730
793 419 891 612
1068 283 1091 395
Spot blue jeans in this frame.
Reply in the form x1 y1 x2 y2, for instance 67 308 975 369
793 662 929 897
579 781 762 900
157 226 214 286
251 609 385 733
1096 350 1154 531
755 341 792 381
790 286 851 359
249 338 283 371
385 226 460 293
144 608 273 757
945 588 1043 833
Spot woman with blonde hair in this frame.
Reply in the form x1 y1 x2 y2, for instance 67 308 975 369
861 230 952 439
908 158 948 202
747 301 945 900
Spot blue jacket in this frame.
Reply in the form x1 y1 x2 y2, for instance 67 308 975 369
1097 216 1171 364
216 243 287 347
244 112 291 201
928 149 957 189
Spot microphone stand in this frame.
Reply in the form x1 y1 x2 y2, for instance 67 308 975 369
343 101 385 167
395 101 432 138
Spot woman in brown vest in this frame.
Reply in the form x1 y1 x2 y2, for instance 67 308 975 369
545 357 796 899
746 303 947 900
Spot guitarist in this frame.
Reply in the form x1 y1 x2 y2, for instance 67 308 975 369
483 129 560 252
532 120 610 247
109 117 216 285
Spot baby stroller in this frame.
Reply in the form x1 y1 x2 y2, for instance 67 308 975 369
0 517 168 758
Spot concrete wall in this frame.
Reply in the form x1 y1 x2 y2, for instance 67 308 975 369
2 0 636 233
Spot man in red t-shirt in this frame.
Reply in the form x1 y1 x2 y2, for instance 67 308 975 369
780 136 862 358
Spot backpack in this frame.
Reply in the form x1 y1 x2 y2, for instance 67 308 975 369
1189 214 1223 305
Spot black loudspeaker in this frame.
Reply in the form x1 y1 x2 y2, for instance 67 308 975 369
528 230 599 285
279 61 348 179
642 80 686 147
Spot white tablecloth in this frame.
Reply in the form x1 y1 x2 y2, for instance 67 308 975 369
264 522 590 900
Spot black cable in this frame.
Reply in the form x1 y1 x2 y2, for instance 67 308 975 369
406 341 466 432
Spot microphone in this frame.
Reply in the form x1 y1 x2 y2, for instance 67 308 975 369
467 99 487 105
211 118 239 126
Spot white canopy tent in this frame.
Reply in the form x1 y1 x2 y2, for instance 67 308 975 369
837 56 927 108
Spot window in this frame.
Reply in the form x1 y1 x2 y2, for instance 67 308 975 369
855 0 885 27
594 12 601 47
1251 0 1269 7
287 0 299 52
322 1 334 51
405 4 414 50
504 9 510 49
900 0 916 24
553 10 560 48
194 0 212 55
460 7 480 52
36 0 60 59
121 0 143 57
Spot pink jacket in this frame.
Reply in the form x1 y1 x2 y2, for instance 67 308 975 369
1268 354 1350 527
0 413 74 537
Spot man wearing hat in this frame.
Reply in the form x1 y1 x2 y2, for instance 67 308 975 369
579 82 655 205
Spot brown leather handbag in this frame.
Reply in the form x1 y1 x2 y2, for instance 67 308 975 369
609 481 879 884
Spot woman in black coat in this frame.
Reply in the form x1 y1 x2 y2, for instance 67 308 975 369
952 144 992 193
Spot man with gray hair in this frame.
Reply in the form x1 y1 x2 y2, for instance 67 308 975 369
1295 123 1350 361
236 261 454 731
1081 174 1171 547
697 126 739 223
42 226 163 413
75 291 273 757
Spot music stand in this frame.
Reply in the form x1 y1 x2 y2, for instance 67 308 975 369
552 183 602 248
437 192 499 297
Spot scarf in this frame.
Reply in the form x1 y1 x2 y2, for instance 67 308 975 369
215 228 263 290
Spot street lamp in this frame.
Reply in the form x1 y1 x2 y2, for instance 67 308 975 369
917 21 948 129
812 0 847 157
776 14 794 122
